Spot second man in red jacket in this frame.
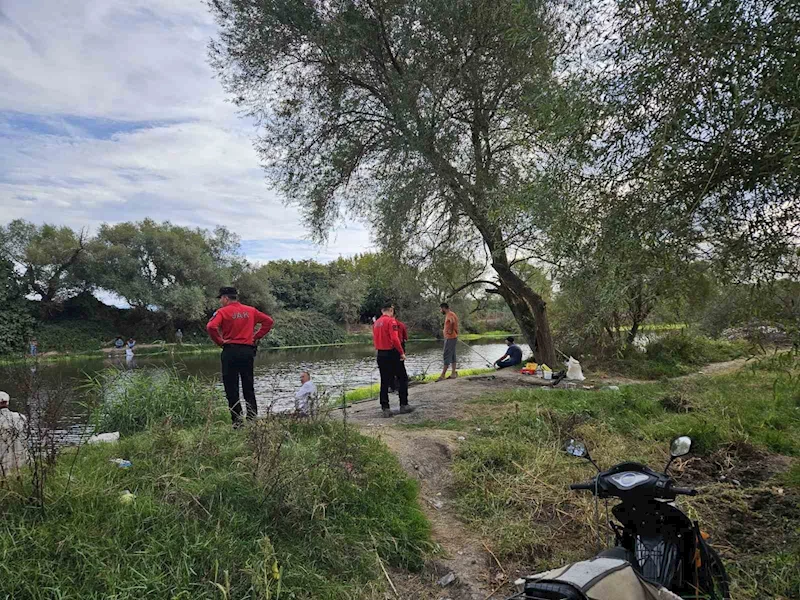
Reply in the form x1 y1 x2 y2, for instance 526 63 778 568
372 302 415 418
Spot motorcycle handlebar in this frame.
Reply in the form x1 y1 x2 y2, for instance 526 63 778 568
569 481 595 491
670 486 698 496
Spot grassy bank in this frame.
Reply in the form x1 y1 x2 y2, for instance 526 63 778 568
0 375 431 599
446 352 799 599
590 333 753 379
341 368 497 403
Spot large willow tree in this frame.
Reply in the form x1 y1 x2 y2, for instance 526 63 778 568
208 0 588 366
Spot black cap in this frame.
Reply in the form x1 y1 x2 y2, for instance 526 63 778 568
217 286 238 298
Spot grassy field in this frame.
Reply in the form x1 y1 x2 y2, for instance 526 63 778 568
446 351 799 599
588 333 753 379
0 374 431 599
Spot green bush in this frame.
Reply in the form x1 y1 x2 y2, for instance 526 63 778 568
91 368 228 435
34 320 118 353
264 310 346 347
646 333 750 366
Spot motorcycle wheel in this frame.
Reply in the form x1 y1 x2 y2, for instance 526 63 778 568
702 545 731 600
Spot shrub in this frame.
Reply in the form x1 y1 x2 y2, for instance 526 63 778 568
89 368 228 435
646 333 750 366
264 310 346 347
34 320 118 353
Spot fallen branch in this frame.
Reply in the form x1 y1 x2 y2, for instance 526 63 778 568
482 541 505 576
376 551 399 598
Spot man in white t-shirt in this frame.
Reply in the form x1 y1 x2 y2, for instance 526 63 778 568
294 371 317 416
0 391 28 475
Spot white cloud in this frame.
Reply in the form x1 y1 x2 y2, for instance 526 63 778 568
0 0 374 261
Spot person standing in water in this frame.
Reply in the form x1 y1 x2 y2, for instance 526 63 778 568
437 302 459 380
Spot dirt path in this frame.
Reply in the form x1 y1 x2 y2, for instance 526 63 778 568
336 371 554 599
334 361 751 599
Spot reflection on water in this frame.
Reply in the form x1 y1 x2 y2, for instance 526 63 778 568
1 340 530 423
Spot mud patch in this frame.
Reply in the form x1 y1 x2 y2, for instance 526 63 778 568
680 440 794 487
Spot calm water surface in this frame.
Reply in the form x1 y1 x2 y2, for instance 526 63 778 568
1 340 529 423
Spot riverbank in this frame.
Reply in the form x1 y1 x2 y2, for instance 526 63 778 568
4 341 787 599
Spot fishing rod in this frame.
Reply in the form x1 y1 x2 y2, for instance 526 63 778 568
456 338 495 368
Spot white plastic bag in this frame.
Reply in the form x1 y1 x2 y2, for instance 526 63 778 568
566 357 585 381
88 431 120 444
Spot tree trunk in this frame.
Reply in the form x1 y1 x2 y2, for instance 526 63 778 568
626 320 641 347
491 262 557 368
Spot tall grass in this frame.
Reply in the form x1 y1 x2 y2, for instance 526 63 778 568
86 368 229 435
0 408 431 599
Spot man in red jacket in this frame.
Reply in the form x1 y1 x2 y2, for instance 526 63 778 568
373 301 414 418
207 287 274 427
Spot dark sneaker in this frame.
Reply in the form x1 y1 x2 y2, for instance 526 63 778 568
381 408 394 418
398 405 416 414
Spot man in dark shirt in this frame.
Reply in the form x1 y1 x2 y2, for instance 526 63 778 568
207 287 274 427
372 302 415 418
495 336 523 369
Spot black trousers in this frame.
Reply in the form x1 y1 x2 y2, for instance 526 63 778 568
377 349 408 409
221 344 257 422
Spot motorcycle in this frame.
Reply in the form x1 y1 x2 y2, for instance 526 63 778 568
513 436 730 600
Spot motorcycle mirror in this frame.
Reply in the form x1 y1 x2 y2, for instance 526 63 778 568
665 435 692 473
565 439 588 458
670 436 692 458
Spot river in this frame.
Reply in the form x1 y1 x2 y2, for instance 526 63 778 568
0 339 530 423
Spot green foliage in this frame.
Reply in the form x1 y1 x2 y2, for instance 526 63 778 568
0 420 430 599
257 260 332 311
264 311 345 348
0 259 34 355
593 0 800 281
0 219 89 313
698 280 800 339
34 320 118 353
91 219 236 320
89 369 228 435
645 333 750 367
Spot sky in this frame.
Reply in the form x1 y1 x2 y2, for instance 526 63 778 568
0 0 372 263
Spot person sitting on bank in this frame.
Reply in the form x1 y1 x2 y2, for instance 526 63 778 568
495 336 523 369
294 371 317 416
114 336 124 350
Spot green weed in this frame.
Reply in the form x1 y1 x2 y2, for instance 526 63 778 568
0 419 430 599
86 368 229 435
452 354 800 599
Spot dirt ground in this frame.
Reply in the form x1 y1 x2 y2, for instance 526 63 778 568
334 370 580 599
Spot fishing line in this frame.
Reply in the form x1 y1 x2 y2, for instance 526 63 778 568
456 338 495 368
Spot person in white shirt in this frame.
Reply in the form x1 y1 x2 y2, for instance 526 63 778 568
0 390 28 475
294 371 317 416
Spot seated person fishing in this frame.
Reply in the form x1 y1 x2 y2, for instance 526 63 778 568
495 336 523 369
